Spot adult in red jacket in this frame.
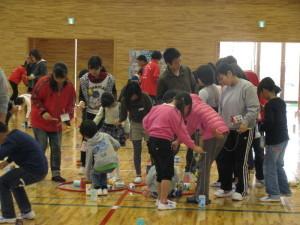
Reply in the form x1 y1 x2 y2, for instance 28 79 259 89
140 51 162 103
31 63 76 182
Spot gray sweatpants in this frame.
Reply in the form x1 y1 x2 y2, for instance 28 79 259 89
194 135 227 199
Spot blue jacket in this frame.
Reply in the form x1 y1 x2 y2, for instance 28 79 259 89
0 130 48 176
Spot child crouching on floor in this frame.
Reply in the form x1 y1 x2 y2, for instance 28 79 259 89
80 120 120 196
146 165 180 199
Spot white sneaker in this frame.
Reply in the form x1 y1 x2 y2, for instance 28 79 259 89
214 189 233 198
155 199 177 207
79 167 85 175
157 201 176 210
20 211 35 220
260 196 281 202
232 192 244 201
134 176 142 184
97 189 103 196
0 216 16 223
256 179 265 188
102 189 108 196
211 181 221 188
86 184 91 195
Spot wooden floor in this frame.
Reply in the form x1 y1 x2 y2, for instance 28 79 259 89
6 104 300 225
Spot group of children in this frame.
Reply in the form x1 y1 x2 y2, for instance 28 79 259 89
0 49 292 223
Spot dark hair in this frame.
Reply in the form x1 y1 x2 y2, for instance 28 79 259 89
78 69 88 79
174 92 192 116
136 55 148 62
194 65 215 86
151 51 162 60
29 49 42 61
163 48 181 64
0 122 8 133
101 92 115 108
53 63 68 78
79 120 98 138
88 56 102 70
162 89 179 103
123 82 142 105
257 77 281 95
216 62 246 79
14 97 25 105
216 56 247 80
22 60 28 68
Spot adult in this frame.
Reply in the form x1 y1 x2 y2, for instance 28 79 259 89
140 51 162 103
31 63 76 182
215 62 259 201
28 49 48 89
0 69 9 124
0 123 48 223
157 48 196 177
244 70 265 186
78 56 116 173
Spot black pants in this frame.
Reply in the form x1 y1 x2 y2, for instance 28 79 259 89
218 129 254 196
248 137 264 180
0 168 46 218
9 81 18 103
149 137 174 182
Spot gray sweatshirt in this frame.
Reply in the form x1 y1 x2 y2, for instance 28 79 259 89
219 79 259 129
0 69 9 114
86 132 120 180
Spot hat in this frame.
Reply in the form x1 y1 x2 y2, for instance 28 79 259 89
258 77 281 94
131 75 139 82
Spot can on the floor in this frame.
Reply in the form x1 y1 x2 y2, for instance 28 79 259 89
198 195 206 208
129 183 135 190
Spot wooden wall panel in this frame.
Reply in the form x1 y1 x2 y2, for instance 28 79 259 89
0 0 299 92
28 38 75 84
77 39 114 76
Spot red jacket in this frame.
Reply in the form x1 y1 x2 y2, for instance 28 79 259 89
244 70 266 120
8 66 26 84
140 60 160 96
31 75 76 132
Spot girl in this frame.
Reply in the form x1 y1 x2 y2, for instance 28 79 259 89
194 64 220 111
143 92 203 210
258 77 291 202
93 92 129 181
119 82 152 183
185 94 229 205
215 62 259 201
78 57 117 174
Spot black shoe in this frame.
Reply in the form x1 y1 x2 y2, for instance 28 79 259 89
186 196 211 205
52 176 66 183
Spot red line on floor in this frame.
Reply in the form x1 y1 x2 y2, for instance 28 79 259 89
98 190 129 225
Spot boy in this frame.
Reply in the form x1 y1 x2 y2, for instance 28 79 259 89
0 122 48 223
80 120 120 196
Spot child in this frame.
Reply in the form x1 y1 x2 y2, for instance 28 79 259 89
0 122 48 223
93 92 129 181
146 165 180 199
143 91 203 210
94 92 129 146
15 94 32 128
80 120 120 196
119 82 152 183
257 77 291 202
194 64 220 112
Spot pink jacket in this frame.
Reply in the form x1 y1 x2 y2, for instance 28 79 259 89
143 104 196 149
186 94 229 140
